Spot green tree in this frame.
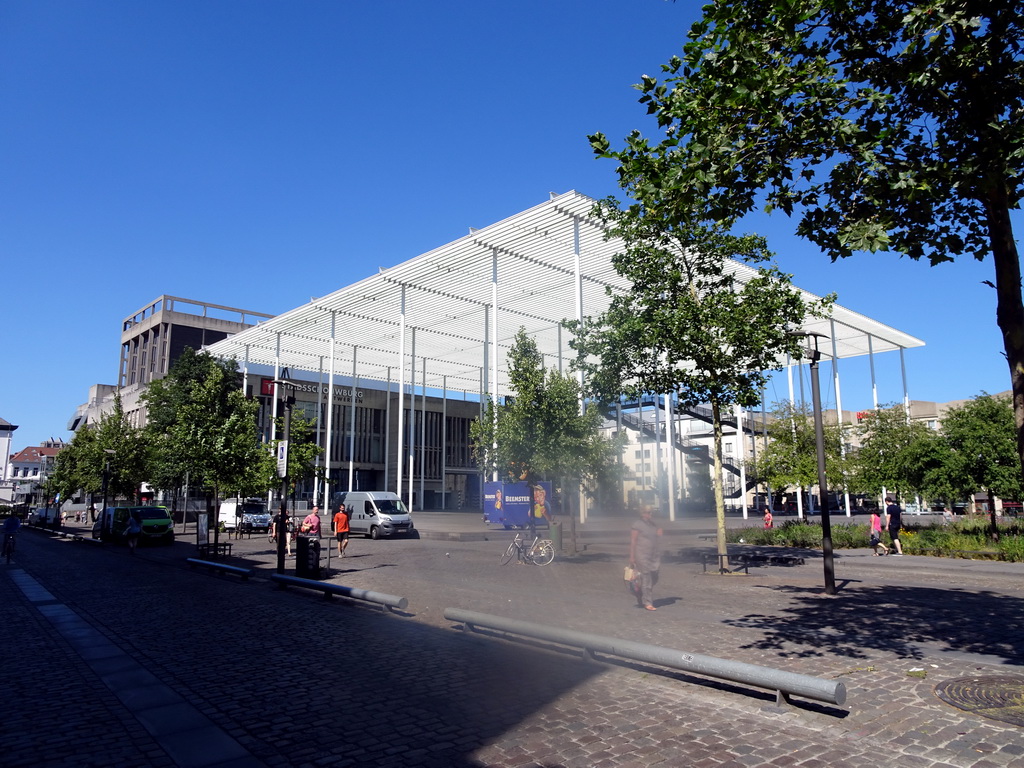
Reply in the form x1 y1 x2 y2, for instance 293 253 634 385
755 401 847 507
50 427 99 506
471 329 623 548
940 393 1023 540
568 218 828 565
849 404 931 500
52 395 148 507
589 0 1024 483
143 349 273 512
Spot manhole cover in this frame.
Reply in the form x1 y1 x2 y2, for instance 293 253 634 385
934 676 1024 727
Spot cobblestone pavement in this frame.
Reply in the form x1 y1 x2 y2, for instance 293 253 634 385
4 512 1024 767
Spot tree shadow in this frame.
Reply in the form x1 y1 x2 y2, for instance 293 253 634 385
725 582 1024 663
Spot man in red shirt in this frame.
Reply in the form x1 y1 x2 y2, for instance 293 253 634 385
332 503 350 557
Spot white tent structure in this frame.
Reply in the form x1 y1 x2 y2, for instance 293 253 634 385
205 190 924 517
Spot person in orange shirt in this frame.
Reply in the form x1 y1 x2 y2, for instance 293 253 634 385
332 503 350 557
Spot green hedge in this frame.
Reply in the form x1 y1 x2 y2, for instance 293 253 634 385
725 518 1024 561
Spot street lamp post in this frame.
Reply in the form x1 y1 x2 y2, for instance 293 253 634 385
794 332 837 595
273 380 294 575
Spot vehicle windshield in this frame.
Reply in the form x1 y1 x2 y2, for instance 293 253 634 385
241 503 268 516
132 507 169 520
375 499 408 515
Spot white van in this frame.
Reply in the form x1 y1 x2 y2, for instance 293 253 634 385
334 491 416 539
218 498 272 533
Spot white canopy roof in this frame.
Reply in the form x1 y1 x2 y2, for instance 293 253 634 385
205 190 923 395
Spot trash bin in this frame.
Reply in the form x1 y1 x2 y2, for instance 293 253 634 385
295 535 321 579
549 520 562 551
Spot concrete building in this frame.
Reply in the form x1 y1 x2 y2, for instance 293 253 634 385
69 296 275 432
0 417 17 504
7 439 65 508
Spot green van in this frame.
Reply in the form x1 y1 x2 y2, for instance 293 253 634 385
96 506 175 545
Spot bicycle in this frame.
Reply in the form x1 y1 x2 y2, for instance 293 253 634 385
2 533 15 565
500 532 554 566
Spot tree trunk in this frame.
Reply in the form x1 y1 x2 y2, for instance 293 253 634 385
711 398 728 569
984 184 1024 491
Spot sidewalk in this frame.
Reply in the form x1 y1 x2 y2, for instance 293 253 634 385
8 516 1024 767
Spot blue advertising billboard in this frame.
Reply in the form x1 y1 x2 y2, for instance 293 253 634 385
483 481 554 529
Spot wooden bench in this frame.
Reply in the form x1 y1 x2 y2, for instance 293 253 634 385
734 553 806 567
196 541 233 558
187 558 253 580
701 553 749 574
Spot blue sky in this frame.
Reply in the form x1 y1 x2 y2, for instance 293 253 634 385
1 0 1016 450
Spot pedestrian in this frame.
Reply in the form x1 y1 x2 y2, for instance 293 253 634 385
763 506 773 530
272 509 292 556
125 512 142 554
884 497 904 556
629 506 663 611
332 503 350 557
301 506 322 538
869 508 889 556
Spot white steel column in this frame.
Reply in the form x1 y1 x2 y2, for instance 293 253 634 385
397 287 406 498
736 403 748 519
490 252 499 485
654 396 663 514
348 348 357 492
490 249 499 412
268 334 281 510
574 216 587 523
830 320 851 517
787 356 804 520
313 356 324 505
441 375 448 511
242 345 249 397
900 347 911 422
418 355 426 510
408 329 417 510
869 335 887 508
665 393 676 522
325 317 337 503
384 367 392 492
868 335 879 409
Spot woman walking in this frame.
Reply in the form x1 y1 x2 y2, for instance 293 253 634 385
629 506 663 611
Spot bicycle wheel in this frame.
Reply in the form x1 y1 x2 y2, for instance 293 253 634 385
500 540 518 565
529 541 554 566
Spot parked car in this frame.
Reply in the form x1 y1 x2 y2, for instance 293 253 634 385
332 491 416 539
93 506 174 545
218 498 271 533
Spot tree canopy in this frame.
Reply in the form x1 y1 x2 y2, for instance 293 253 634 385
755 401 848 500
470 329 622 499
143 348 272 500
51 395 147 505
590 0 1024 480
568 217 828 563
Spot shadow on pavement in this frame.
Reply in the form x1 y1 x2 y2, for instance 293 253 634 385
726 583 1024 664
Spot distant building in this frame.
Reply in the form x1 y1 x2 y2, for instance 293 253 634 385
0 417 17 504
68 296 275 433
7 439 66 507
